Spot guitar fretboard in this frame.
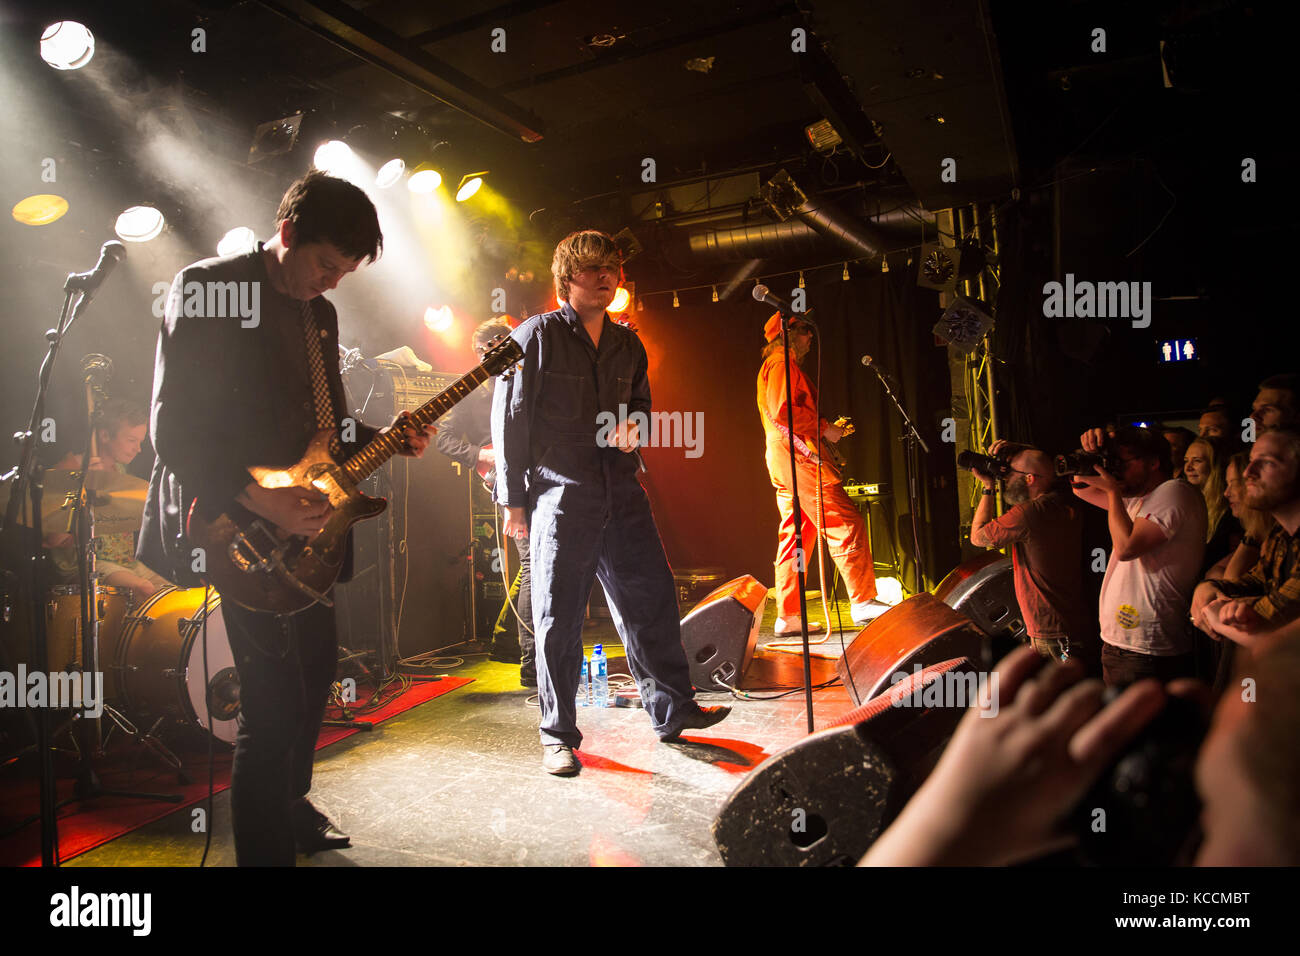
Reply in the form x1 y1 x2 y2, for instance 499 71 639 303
340 365 491 482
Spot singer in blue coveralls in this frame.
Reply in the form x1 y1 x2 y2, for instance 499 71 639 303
491 230 731 776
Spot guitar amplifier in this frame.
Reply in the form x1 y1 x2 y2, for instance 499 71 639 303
376 363 461 414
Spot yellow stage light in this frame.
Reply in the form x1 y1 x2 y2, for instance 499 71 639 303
408 168 442 193
12 194 69 225
608 287 630 313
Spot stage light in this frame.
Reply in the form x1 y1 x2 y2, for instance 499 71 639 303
672 291 679 308
312 140 352 174
842 261 850 281
40 21 94 70
408 168 442 193
114 205 164 243
711 285 719 302
12 194 69 225
217 226 256 256
797 271 805 289
608 287 630 313
376 158 405 188
456 172 488 202
424 305 453 333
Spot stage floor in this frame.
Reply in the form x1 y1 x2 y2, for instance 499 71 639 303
60 602 859 867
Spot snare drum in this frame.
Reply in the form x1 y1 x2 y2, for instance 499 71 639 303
44 584 130 696
116 585 240 744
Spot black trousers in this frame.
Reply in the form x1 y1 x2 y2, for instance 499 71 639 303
221 598 337 866
1100 643 1195 687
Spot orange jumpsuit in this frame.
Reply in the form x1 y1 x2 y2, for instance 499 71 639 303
757 349 876 618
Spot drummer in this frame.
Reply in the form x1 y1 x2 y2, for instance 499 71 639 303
44 398 169 598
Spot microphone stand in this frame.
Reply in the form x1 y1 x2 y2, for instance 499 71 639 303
59 366 183 814
865 363 930 591
777 311 817 734
1 283 84 866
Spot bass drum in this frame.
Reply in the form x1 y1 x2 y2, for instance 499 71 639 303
116 586 240 744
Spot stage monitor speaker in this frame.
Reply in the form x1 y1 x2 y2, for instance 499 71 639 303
835 592 986 705
934 552 1026 642
713 657 974 866
680 575 768 691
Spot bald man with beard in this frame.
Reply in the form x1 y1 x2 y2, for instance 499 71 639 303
970 440 1095 670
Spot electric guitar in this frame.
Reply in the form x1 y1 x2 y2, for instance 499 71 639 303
817 416 855 473
188 336 523 613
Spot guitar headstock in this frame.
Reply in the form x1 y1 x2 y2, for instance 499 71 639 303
834 415 855 438
481 334 524 378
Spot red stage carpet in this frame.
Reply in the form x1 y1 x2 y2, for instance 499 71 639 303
0 675 472 867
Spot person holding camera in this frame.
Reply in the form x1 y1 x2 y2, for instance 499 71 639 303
969 440 1092 667
1070 425 1206 686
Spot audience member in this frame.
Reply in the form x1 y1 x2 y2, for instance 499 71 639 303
969 439 1095 670
1251 373 1300 432
1072 425 1206 685
1162 426 1195 480
1192 427 1300 638
860 639 1300 866
1183 437 1240 574
1198 406 1232 441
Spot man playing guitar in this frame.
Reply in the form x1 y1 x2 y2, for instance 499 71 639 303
138 171 434 865
757 312 889 635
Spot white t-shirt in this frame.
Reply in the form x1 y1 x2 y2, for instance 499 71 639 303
1099 479 1207 655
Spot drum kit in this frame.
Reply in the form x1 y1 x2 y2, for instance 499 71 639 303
3 467 241 761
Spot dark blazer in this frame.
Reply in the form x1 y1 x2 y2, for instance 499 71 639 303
137 245 379 587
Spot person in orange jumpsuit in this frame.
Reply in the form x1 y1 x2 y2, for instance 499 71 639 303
757 312 889 634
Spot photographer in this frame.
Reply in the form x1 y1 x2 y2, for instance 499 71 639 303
1071 426 1207 686
968 440 1092 668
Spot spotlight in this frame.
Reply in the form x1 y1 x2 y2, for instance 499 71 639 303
12 194 69 226
40 21 94 70
376 158 405 188
608 287 630 313
312 140 352 174
424 305 453 333
456 171 488 202
114 206 165 243
408 168 442 193
217 226 256 257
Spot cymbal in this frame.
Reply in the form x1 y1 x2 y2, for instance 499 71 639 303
3 469 147 529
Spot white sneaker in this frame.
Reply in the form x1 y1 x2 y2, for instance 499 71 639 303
851 600 891 626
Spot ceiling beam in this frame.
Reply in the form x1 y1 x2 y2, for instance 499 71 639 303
257 0 545 142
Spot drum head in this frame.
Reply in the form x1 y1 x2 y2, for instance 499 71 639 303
183 599 239 744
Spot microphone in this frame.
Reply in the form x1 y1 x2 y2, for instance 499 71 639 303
752 283 798 316
65 241 126 298
860 354 874 367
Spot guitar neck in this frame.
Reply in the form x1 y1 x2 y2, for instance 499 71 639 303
340 366 490 482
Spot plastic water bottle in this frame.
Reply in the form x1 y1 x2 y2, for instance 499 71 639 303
577 656 590 707
590 644 609 708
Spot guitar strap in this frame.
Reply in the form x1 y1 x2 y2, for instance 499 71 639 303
759 397 821 464
299 299 341 457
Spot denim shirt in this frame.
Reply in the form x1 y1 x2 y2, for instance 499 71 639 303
491 302 650 509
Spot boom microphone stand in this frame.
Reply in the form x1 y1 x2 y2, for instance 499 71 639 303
861 356 930 591
1 241 124 865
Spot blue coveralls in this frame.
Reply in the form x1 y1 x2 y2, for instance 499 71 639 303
491 303 696 748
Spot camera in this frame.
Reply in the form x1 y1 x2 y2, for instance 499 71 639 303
956 450 1012 480
1054 448 1121 477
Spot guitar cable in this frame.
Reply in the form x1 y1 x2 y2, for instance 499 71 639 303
199 582 214 868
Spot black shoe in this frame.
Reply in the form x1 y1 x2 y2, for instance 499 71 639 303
291 798 351 854
658 704 732 742
542 744 580 775
520 668 537 688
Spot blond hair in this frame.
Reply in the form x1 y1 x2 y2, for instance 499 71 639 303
551 230 621 302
